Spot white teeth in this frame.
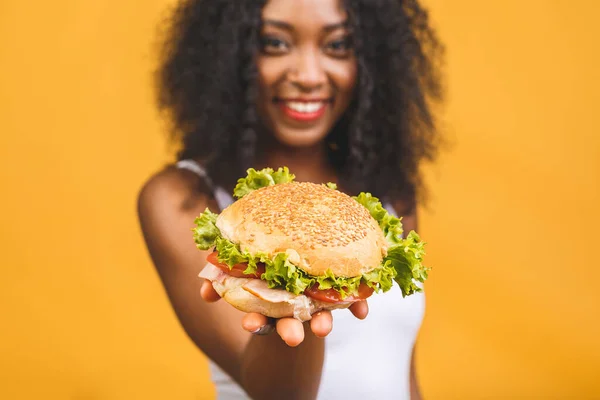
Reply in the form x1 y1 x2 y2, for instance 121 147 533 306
286 101 324 113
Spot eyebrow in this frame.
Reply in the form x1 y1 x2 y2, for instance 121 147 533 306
262 19 348 32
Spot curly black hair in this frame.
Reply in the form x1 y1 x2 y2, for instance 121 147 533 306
156 0 444 209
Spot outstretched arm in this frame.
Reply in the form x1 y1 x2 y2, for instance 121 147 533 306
137 169 368 400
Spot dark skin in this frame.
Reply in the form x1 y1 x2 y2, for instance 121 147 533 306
139 0 424 398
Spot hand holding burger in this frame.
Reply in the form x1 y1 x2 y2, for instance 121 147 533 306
194 167 429 345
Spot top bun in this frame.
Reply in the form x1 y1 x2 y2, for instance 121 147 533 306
215 182 387 277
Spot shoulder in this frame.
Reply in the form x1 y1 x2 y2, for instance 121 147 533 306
137 164 216 228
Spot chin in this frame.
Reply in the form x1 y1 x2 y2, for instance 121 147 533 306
272 128 330 148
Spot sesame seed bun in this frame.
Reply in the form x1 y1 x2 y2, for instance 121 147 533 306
215 182 387 277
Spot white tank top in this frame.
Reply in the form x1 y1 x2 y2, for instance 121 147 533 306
177 160 425 400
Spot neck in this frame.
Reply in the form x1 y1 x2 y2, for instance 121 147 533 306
256 140 337 184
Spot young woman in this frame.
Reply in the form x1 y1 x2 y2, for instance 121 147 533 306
138 0 443 398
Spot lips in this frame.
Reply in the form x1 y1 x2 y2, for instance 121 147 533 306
275 98 332 122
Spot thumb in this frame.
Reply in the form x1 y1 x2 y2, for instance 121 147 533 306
200 280 221 302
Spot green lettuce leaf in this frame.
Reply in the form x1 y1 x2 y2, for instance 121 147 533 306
214 237 273 276
362 262 397 293
263 253 314 295
384 231 429 297
353 192 404 245
214 237 249 267
210 234 397 298
262 254 392 298
233 167 295 199
354 192 431 296
211 239 314 295
316 269 363 297
192 208 221 250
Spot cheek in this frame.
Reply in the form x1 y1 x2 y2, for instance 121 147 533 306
327 59 357 95
257 57 285 94
256 57 286 129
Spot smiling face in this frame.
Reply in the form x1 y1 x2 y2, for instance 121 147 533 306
256 0 357 147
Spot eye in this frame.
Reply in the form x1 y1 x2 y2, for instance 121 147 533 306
260 36 290 55
324 36 353 57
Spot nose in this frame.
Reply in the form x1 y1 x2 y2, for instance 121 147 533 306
289 48 326 90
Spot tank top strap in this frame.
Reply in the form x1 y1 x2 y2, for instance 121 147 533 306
175 159 213 185
175 159 234 211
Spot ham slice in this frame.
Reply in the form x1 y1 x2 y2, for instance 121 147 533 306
200 262 354 321
241 279 297 302
198 262 226 282
242 279 313 320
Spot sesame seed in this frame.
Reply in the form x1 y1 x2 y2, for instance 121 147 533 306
234 182 377 248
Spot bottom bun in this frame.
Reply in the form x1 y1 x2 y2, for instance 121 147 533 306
199 263 353 322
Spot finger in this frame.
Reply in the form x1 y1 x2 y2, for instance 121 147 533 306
200 280 221 302
241 313 270 333
349 300 369 320
276 318 305 347
310 311 333 338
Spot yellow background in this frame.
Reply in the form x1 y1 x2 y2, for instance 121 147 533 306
1 0 598 399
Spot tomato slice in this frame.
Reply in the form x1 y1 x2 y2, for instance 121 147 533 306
206 252 373 301
206 251 265 279
304 282 375 303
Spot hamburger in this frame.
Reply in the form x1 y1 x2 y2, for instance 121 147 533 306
194 167 429 322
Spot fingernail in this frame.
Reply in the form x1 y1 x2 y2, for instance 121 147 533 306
251 324 275 336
